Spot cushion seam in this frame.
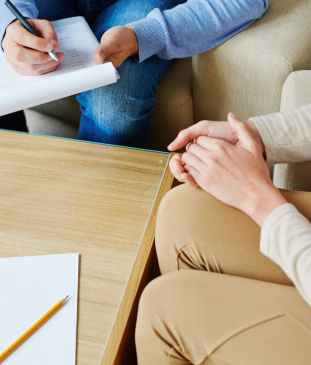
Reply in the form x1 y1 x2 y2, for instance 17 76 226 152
155 94 193 107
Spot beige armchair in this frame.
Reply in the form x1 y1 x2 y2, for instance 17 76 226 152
273 70 311 192
25 0 311 154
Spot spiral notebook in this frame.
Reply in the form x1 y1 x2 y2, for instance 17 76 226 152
0 16 119 116
0 253 79 365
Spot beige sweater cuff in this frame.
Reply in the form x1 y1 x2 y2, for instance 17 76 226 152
249 115 275 166
249 104 311 166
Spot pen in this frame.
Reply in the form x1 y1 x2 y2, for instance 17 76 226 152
4 0 58 61
0 295 69 362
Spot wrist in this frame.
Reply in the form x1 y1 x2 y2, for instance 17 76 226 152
245 120 265 158
125 25 139 56
244 186 288 227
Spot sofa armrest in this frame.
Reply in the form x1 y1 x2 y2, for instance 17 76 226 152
273 71 311 191
193 0 311 123
280 71 311 112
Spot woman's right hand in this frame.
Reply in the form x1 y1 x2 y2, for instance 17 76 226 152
168 116 264 185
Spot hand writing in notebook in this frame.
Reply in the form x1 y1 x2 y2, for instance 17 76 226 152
2 19 65 76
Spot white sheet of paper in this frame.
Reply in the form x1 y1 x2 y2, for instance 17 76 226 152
0 253 79 365
0 20 117 115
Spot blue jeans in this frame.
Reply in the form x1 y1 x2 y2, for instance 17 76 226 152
0 111 28 132
36 0 183 148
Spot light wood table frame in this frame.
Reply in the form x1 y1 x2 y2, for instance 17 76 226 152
0 130 174 365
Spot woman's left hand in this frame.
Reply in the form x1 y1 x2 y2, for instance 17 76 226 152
182 113 287 227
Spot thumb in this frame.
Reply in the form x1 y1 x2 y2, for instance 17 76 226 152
94 30 117 65
94 42 111 65
168 123 205 151
228 113 259 155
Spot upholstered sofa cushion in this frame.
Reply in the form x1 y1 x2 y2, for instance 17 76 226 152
146 57 193 151
193 0 311 122
30 95 81 126
25 108 79 139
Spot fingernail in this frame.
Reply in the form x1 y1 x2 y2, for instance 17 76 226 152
230 113 237 119
50 39 59 46
45 43 53 52
48 55 52 61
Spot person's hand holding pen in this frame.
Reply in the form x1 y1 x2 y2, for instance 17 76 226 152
2 19 65 75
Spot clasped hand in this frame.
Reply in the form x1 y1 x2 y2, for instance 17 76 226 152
168 113 287 227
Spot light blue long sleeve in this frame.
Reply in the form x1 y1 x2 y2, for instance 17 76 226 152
0 0 38 52
129 0 269 62
0 0 268 60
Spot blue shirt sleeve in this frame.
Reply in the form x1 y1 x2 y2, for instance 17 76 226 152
128 0 269 62
0 0 39 53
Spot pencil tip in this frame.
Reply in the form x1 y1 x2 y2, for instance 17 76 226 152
61 295 70 304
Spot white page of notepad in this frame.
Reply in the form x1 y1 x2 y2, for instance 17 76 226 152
0 253 79 365
0 18 117 115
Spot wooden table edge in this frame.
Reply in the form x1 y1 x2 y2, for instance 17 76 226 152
98 153 175 365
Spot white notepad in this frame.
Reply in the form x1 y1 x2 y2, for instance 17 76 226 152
0 253 79 365
0 16 118 116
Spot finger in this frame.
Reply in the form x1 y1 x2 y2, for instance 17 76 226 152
169 154 186 182
183 164 201 185
168 121 210 151
14 52 65 73
180 172 198 186
35 64 64 75
195 135 231 152
11 24 53 53
94 30 117 65
32 20 60 50
12 62 60 76
8 45 63 65
228 113 260 156
187 141 213 161
6 45 50 64
182 151 205 172
94 45 105 65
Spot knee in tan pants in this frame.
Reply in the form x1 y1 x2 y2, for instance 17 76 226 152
156 184 292 285
136 270 311 365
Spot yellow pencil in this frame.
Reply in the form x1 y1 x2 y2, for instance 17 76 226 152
0 295 69 363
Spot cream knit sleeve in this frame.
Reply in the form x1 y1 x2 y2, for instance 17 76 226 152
261 203 311 307
249 104 311 166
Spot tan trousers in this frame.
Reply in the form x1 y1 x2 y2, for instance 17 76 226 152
135 184 311 365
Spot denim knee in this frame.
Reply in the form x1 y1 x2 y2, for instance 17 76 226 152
77 56 172 147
